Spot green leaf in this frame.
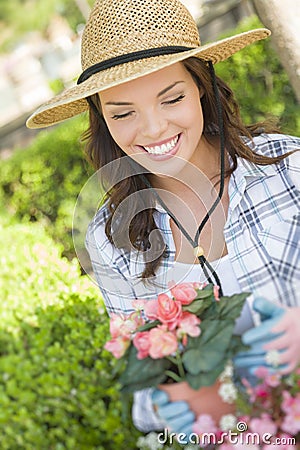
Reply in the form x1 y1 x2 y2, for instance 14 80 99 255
137 320 160 332
182 296 212 315
182 348 221 374
225 334 250 357
120 372 168 393
182 322 234 373
217 293 250 320
186 362 224 390
111 356 127 377
119 346 172 389
195 285 214 299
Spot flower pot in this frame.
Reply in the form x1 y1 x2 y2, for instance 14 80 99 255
158 380 235 425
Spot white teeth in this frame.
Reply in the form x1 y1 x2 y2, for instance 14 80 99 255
144 135 179 155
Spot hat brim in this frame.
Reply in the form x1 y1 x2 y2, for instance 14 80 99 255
26 28 270 129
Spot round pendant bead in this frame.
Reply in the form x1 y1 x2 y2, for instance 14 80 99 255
193 246 204 257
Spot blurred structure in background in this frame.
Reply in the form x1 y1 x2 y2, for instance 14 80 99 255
253 0 300 104
0 13 83 153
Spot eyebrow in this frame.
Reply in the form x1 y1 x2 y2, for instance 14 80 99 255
104 81 184 106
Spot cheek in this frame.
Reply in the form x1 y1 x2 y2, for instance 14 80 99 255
105 120 136 152
179 94 203 128
191 97 204 124
182 100 204 138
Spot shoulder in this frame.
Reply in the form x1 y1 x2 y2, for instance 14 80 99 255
86 201 110 236
242 134 300 184
244 133 300 159
85 202 114 258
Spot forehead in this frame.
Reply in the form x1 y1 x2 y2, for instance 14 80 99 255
99 62 192 101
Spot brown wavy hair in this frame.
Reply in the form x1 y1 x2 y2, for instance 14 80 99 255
82 57 287 280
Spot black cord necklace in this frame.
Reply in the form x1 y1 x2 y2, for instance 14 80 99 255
129 61 226 295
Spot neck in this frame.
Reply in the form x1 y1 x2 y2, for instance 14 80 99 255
150 135 226 195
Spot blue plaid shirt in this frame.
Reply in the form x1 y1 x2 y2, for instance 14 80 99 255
86 133 300 431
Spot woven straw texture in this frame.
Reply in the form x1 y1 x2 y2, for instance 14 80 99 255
26 0 270 128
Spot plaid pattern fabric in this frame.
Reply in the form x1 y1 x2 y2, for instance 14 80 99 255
86 133 300 432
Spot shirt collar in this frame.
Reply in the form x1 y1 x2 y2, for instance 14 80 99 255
236 156 278 178
228 157 277 213
153 157 278 217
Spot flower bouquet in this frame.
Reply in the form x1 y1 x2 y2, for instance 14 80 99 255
135 367 300 450
104 282 249 408
221 366 300 449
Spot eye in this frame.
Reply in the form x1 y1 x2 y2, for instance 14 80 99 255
163 94 185 105
111 111 134 120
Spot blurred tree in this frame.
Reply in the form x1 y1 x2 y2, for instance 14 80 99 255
253 0 300 103
74 0 90 20
0 0 92 51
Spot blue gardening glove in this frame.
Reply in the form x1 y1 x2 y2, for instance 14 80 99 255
234 297 286 375
151 389 195 438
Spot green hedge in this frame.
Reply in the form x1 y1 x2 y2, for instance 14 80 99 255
0 221 140 449
215 16 300 136
0 115 92 259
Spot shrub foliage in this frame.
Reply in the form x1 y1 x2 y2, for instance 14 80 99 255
0 116 92 258
0 222 140 449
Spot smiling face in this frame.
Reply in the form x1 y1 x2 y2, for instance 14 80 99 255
99 62 208 178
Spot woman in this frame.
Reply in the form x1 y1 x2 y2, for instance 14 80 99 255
27 0 300 436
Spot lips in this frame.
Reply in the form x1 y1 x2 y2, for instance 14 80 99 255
142 135 179 155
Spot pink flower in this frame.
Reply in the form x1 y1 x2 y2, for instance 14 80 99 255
143 299 159 320
249 413 277 437
109 312 144 338
176 311 201 344
170 283 198 305
156 294 182 330
109 314 127 338
104 336 130 358
254 366 281 387
265 372 281 387
281 414 300 436
242 377 271 406
213 285 220 301
148 326 178 358
281 391 300 415
133 331 151 359
193 413 218 435
253 366 269 379
281 391 300 435
254 383 270 400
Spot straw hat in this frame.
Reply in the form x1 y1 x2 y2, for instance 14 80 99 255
26 0 270 129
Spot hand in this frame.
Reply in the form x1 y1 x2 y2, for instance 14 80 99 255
151 388 195 437
263 303 300 374
234 298 300 375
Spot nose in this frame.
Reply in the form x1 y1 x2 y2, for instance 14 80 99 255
140 109 168 140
